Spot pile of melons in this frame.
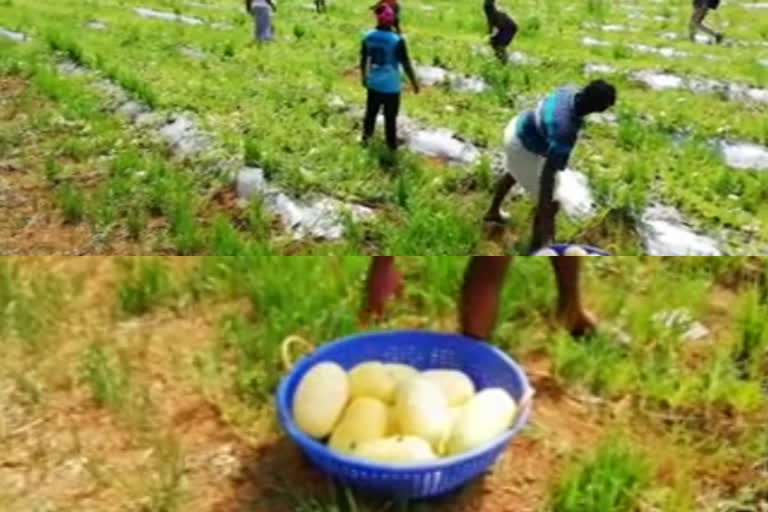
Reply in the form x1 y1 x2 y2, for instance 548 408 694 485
532 245 603 256
291 361 519 464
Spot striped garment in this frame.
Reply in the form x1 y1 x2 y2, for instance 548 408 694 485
515 86 583 169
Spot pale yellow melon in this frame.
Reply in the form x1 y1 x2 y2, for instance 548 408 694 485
385 363 419 384
353 436 438 464
563 245 589 256
394 377 452 450
328 397 389 454
349 361 397 403
421 369 476 406
293 362 349 439
445 388 517 455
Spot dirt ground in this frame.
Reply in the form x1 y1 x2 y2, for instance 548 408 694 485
0 77 150 255
1 260 765 512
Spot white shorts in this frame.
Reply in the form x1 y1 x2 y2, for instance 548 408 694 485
502 115 547 199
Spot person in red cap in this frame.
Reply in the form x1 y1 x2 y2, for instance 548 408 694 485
371 0 401 33
360 256 596 340
360 4 419 153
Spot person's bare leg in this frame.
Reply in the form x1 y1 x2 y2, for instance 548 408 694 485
550 256 596 337
360 256 402 323
459 256 512 340
690 6 720 41
484 173 516 223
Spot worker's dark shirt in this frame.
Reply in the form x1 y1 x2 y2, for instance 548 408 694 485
484 2 515 31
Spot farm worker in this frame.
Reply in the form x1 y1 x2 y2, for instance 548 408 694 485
371 0 401 34
360 4 420 152
690 0 724 43
484 80 617 252
245 0 276 42
361 256 595 340
483 0 517 62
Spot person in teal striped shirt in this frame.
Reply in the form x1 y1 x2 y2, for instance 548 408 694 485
484 80 616 251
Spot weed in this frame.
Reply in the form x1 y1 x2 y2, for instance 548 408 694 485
0 262 65 347
46 31 88 66
142 437 185 512
55 183 86 224
217 256 362 400
44 157 64 184
209 214 246 255
585 0 609 19
126 205 149 241
381 198 482 254
101 64 158 109
79 341 130 411
243 134 263 166
550 331 636 397
549 439 648 512
169 203 205 255
116 258 175 315
732 288 768 379
220 314 281 401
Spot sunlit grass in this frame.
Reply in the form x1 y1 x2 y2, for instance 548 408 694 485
2 0 767 252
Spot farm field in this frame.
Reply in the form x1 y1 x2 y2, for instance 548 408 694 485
1 256 767 511
1 0 768 255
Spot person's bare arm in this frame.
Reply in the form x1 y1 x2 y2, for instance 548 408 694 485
531 158 559 251
399 39 420 93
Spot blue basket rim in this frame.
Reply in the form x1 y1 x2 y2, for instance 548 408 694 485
276 329 534 472
530 244 611 256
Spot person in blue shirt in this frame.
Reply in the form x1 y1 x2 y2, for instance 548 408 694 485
245 0 276 42
360 4 419 152
360 256 596 340
484 80 616 252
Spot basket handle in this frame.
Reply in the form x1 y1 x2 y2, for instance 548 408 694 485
281 335 315 372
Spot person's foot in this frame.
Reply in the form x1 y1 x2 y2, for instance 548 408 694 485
557 306 597 338
715 32 724 44
483 210 510 224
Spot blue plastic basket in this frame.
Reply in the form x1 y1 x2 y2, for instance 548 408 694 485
276 330 533 500
531 243 611 256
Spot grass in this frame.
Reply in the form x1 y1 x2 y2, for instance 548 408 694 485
79 340 131 411
2 0 768 254
0 260 67 347
0 257 767 511
548 439 648 512
116 257 176 315
142 437 185 512
55 182 86 224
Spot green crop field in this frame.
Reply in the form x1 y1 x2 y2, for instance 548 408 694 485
0 256 766 511
1 0 767 255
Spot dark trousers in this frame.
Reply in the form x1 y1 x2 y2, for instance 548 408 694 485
362 89 401 151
